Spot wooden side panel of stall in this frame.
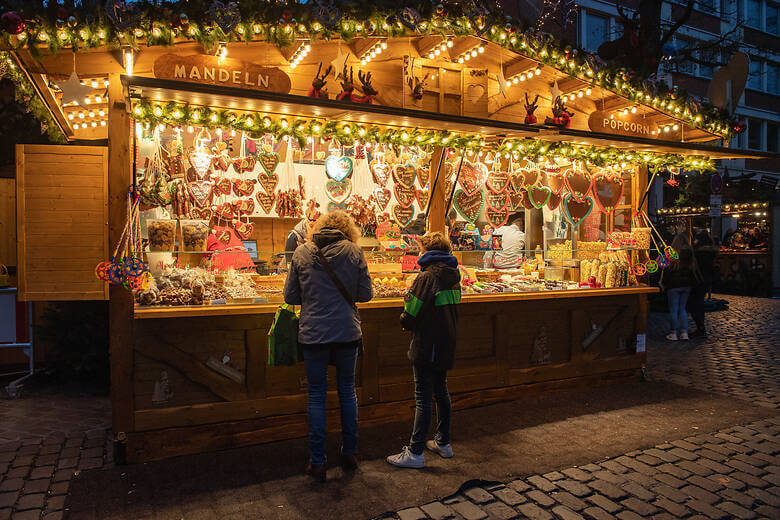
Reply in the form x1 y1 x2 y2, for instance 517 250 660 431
0 178 15 270
15 144 108 301
125 290 650 463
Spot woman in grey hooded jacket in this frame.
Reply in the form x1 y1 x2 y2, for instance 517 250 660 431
283 211 373 481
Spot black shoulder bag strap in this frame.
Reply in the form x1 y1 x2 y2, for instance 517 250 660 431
314 247 357 311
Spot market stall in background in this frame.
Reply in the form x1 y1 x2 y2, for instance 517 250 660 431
658 202 773 296
2 1 773 462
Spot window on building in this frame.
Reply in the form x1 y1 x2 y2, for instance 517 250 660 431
767 62 778 93
676 38 696 75
698 47 719 78
768 4 778 35
584 13 610 52
767 123 779 153
742 0 762 28
748 118 763 150
696 0 718 11
747 58 763 90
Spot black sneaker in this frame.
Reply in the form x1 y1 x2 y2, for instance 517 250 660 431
306 463 326 482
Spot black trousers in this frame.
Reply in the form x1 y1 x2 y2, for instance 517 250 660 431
687 284 706 331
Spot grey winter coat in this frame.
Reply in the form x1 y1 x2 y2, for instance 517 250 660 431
283 228 373 344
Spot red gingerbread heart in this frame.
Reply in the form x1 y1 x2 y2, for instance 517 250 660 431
394 183 416 208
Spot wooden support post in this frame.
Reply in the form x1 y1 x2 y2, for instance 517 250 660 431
426 147 447 233
108 73 135 440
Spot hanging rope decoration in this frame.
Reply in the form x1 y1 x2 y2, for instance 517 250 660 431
95 186 149 291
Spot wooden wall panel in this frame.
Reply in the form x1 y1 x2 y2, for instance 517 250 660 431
0 178 15 269
16 144 108 301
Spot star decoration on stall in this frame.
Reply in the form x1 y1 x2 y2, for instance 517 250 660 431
549 80 563 101
56 71 93 106
330 47 349 79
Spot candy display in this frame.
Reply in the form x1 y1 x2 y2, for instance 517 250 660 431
147 219 177 252
574 241 606 260
180 220 209 251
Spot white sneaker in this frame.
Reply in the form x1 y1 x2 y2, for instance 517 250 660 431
387 446 425 468
679 331 689 340
426 440 453 458
666 332 678 341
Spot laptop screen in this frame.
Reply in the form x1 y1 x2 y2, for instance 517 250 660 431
242 240 258 260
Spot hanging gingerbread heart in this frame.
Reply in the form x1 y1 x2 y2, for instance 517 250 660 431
487 206 510 228
487 171 510 193
191 207 212 220
519 164 539 187
370 161 390 186
546 168 565 194
487 191 509 211
257 171 279 195
214 176 231 196
326 178 352 204
374 187 391 211
325 155 353 181
563 194 593 226
459 161 488 196
392 163 416 188
392 204 415 228
232 155 257 174
256 192 276 214
417 164 430 187
233 220 254 240
188 181 214 208
394 183 416 208
232 178 256 197
215 202 234 220
508 189 523 211
547 191 563 211
527 185 552 209
259 151 280 175
234 198 255 215
453 189 485 224
509 171 525 192
416 185 430 209
519 188 535 210
592 173 625 214
564 167 591 201
188 150 212 179
216 228 232 245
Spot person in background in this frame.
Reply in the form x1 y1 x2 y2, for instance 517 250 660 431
446 209 460 249
406 212 427 236
206 218 255 272
660 233 700 341
490 214 526 269
387 232 461 469
284 216 314 264
283 211 373 482
687 230 718 338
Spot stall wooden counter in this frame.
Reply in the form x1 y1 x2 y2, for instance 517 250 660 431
127 285 655 462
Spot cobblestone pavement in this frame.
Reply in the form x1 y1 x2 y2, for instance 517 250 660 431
0 397 111 520
383 295 780 520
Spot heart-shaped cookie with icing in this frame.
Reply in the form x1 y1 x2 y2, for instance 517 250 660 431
508 189 523 211
459 161 488 196
233 220 254 240
487 171 510 193
454 189 485 224
527 185 552 209
233 198 255 215
487 191 509 211
370 161 390 186
518 188 535 210
257 171 279 195
547 191 562 211
392 163 416 188
417 164 430 187
325 155 353 181
373 187 391 211
546 168 565 194
563 194 593 226
592 173 624 214
191 207 212 220
256 192 276 214
232 178 256 198
394 183 416 208
564 167 591 201
326 178 352 204
214 176 231 196
214 202 234 220
188 181 213 208
416 186 430 209
188 151 212 179
259 152 280 175
392 204 415 228
216 228 232 245
487 206 509 228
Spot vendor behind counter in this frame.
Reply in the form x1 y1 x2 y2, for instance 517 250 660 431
488 215 526 269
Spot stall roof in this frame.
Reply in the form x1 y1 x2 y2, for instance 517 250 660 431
123 75 776 162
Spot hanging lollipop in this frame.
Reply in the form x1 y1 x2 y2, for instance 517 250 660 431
634 262 647 277
645 259 659 273
664 245 678 260
122 256 147 277
94 261 113 282
656 254 670 269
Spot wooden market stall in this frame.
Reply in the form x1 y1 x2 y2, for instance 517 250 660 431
2 1 772 463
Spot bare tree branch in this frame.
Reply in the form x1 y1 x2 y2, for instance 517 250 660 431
658 0 697 50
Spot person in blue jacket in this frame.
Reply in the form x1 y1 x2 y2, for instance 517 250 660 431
283 210 373 482
387 231 461 469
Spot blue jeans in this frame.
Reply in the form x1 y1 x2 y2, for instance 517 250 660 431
410 364 452 455
302 345 359 466
667 287 691 332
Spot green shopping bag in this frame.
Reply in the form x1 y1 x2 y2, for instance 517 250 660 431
268 304 302 366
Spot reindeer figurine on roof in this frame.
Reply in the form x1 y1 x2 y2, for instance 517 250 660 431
308 62 333 99
337 65 379 104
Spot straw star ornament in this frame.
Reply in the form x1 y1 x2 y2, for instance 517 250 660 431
56 71 93 106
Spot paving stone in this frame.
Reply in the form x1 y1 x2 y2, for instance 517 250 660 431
21 479 49 495
464 487 494 504
652 472 687 489
677 460 714 476
45 495 66 511
734 453 770 468
507 480 531 493
667 448 698 461
421 502 455 520
483 501 518 520
526 490 556 507
584 494 620 513
634 454 662 466
555 480 591 498
42 512 63 520
491 488 525 506
561 468 592 482
527 476 557 492
5 468 30 480
754 505 780 518
0 491 18 509
653 497 691 517
11 510 43 520
550 506 583 520
681 483 721 504
28 467 55 481
730 471 771 488
47 482 68 497
397 507 427 520
619 497 658 516
579 465 601 473
544 472 566 481
694 456 732 474
550 491 586 511
451 500 489 520
720 488 756 507
588 479 628 500
716 500 757 519
696 448 729 462
590 471 625 485
620 472 656 488
614 512 642 520
0 479 24 493
651 483 688 503
581 507 612 520
613 457 657 475
515 503 552 520
685 499 729 519
15 493 45 511
657 463 691 479
599 461 628 474
748 488 780 507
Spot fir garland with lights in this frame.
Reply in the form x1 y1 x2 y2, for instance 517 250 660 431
0 0 741 140
131 99 716 171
